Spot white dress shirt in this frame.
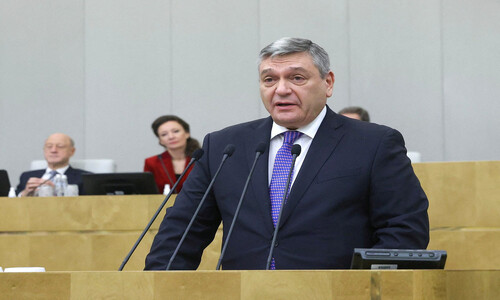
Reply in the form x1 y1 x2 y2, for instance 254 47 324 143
41 165 69 180
268 106 327 187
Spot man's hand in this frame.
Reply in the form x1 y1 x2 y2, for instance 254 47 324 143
20 177 54 197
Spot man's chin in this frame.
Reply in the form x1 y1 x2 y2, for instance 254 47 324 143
273 117 302 129
46 160 65 167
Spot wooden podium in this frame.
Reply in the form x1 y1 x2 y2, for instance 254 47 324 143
1 270 499 299
1 161 499 298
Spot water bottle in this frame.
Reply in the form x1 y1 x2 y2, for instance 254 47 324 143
61 175 68 196
54 174 64 196
8 187 17 198
163 184 171 195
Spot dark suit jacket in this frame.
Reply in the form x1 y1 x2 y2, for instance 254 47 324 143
16 166 92 195
144 151 193 194
145 107 429 270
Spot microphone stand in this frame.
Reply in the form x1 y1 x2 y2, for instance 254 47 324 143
118 149 203 271
166 145 235 270
216 143 266 270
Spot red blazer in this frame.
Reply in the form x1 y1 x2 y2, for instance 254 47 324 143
144 151 193 194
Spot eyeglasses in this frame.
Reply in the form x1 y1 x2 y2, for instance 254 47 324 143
44 144 70 150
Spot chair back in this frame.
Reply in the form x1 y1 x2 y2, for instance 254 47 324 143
407 151 422 163
30 159 117 173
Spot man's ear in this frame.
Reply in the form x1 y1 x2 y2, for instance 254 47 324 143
325 71 335 97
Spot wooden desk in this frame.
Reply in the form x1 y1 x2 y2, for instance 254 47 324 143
0 161 499 271
1 270 499 299
0 195 221 271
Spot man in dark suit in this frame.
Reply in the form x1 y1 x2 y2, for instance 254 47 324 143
145 37 429 270
16 133 91 196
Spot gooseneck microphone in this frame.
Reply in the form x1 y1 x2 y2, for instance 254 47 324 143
266 144 302 270
216 142 266 270
166 144 235 270
118 149 204 271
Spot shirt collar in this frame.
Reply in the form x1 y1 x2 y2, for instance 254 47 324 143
45 165 70 175
270 106 327 140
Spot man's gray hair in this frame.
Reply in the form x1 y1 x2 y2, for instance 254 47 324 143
258 37 331 78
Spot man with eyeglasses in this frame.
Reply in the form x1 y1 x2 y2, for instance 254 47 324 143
16 133 91 196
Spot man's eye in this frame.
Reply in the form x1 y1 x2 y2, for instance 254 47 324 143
263 77 274 83
292 76 305 82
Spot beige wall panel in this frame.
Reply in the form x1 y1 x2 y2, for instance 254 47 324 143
429 230 500 270
71 271 155 299
0 273 71 300
0 199 29 231
29 234 91 271
414 161 500 227
154 271 241 299
0 230 221 271
90 232 155 271
0 235 29 268
242 270 336 299
377 271 446 300
1 195 166 232
445 270 500 300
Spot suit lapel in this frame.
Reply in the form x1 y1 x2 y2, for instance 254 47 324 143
65 166 74 174
246 117 275 234
64 166 74 180
279 108 346 228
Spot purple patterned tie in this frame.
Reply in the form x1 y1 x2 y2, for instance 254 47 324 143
48 170 58 182
269 130 302 269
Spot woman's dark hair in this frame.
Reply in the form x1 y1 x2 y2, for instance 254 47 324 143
151 115 201 156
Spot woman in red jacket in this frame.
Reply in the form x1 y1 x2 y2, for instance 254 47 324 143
144 115 200 194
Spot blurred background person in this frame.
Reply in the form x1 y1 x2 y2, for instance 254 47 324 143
144 115 201 194
16 133 91 196
339 106 370 122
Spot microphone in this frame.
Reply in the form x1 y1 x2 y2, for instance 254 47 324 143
118 149 204 271
216 142 266 270
266 143 302 270
166 144 235 270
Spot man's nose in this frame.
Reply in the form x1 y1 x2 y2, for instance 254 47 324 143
275 79 291 96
